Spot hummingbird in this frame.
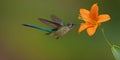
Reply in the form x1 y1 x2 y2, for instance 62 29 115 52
23 15 75 39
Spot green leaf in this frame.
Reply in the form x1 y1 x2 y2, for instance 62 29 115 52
111 45 120 60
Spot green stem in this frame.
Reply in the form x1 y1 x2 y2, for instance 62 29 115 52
101 28 113 48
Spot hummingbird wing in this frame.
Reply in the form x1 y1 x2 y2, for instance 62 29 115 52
38 18 62 29
50 15 64 26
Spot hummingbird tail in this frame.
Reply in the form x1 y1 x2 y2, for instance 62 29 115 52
22 24 52 32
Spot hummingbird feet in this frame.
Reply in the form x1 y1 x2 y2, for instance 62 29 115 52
45 33 51 35
56 37 60 39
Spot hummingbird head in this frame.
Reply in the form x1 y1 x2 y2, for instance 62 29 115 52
67 23 75 29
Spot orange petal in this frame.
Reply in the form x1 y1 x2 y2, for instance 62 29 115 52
87 24 98 36
78 23 88 33
80 9 90 22
98 14 111 23
90 3 99 20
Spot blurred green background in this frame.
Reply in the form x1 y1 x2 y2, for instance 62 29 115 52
0 0 120 60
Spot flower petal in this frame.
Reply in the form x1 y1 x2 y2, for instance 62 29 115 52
98 14 111 23
90 3 99 20
78 23 88 33
80 9 90 22
87 24 98 36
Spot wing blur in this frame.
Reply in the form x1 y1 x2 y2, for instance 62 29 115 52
38 18 62 29
50 15 64 26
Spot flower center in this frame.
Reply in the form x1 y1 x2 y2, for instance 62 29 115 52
87 19 97 26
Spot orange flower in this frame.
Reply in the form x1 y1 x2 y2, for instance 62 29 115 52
78 3 111 36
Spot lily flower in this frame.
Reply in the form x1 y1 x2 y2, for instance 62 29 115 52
78 3 111 36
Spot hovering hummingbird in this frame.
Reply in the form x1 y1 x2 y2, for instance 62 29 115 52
23 15 75 39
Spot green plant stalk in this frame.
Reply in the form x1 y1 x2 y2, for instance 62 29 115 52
101 28 113 48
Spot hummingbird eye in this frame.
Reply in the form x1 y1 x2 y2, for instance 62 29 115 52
67 23 75 28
